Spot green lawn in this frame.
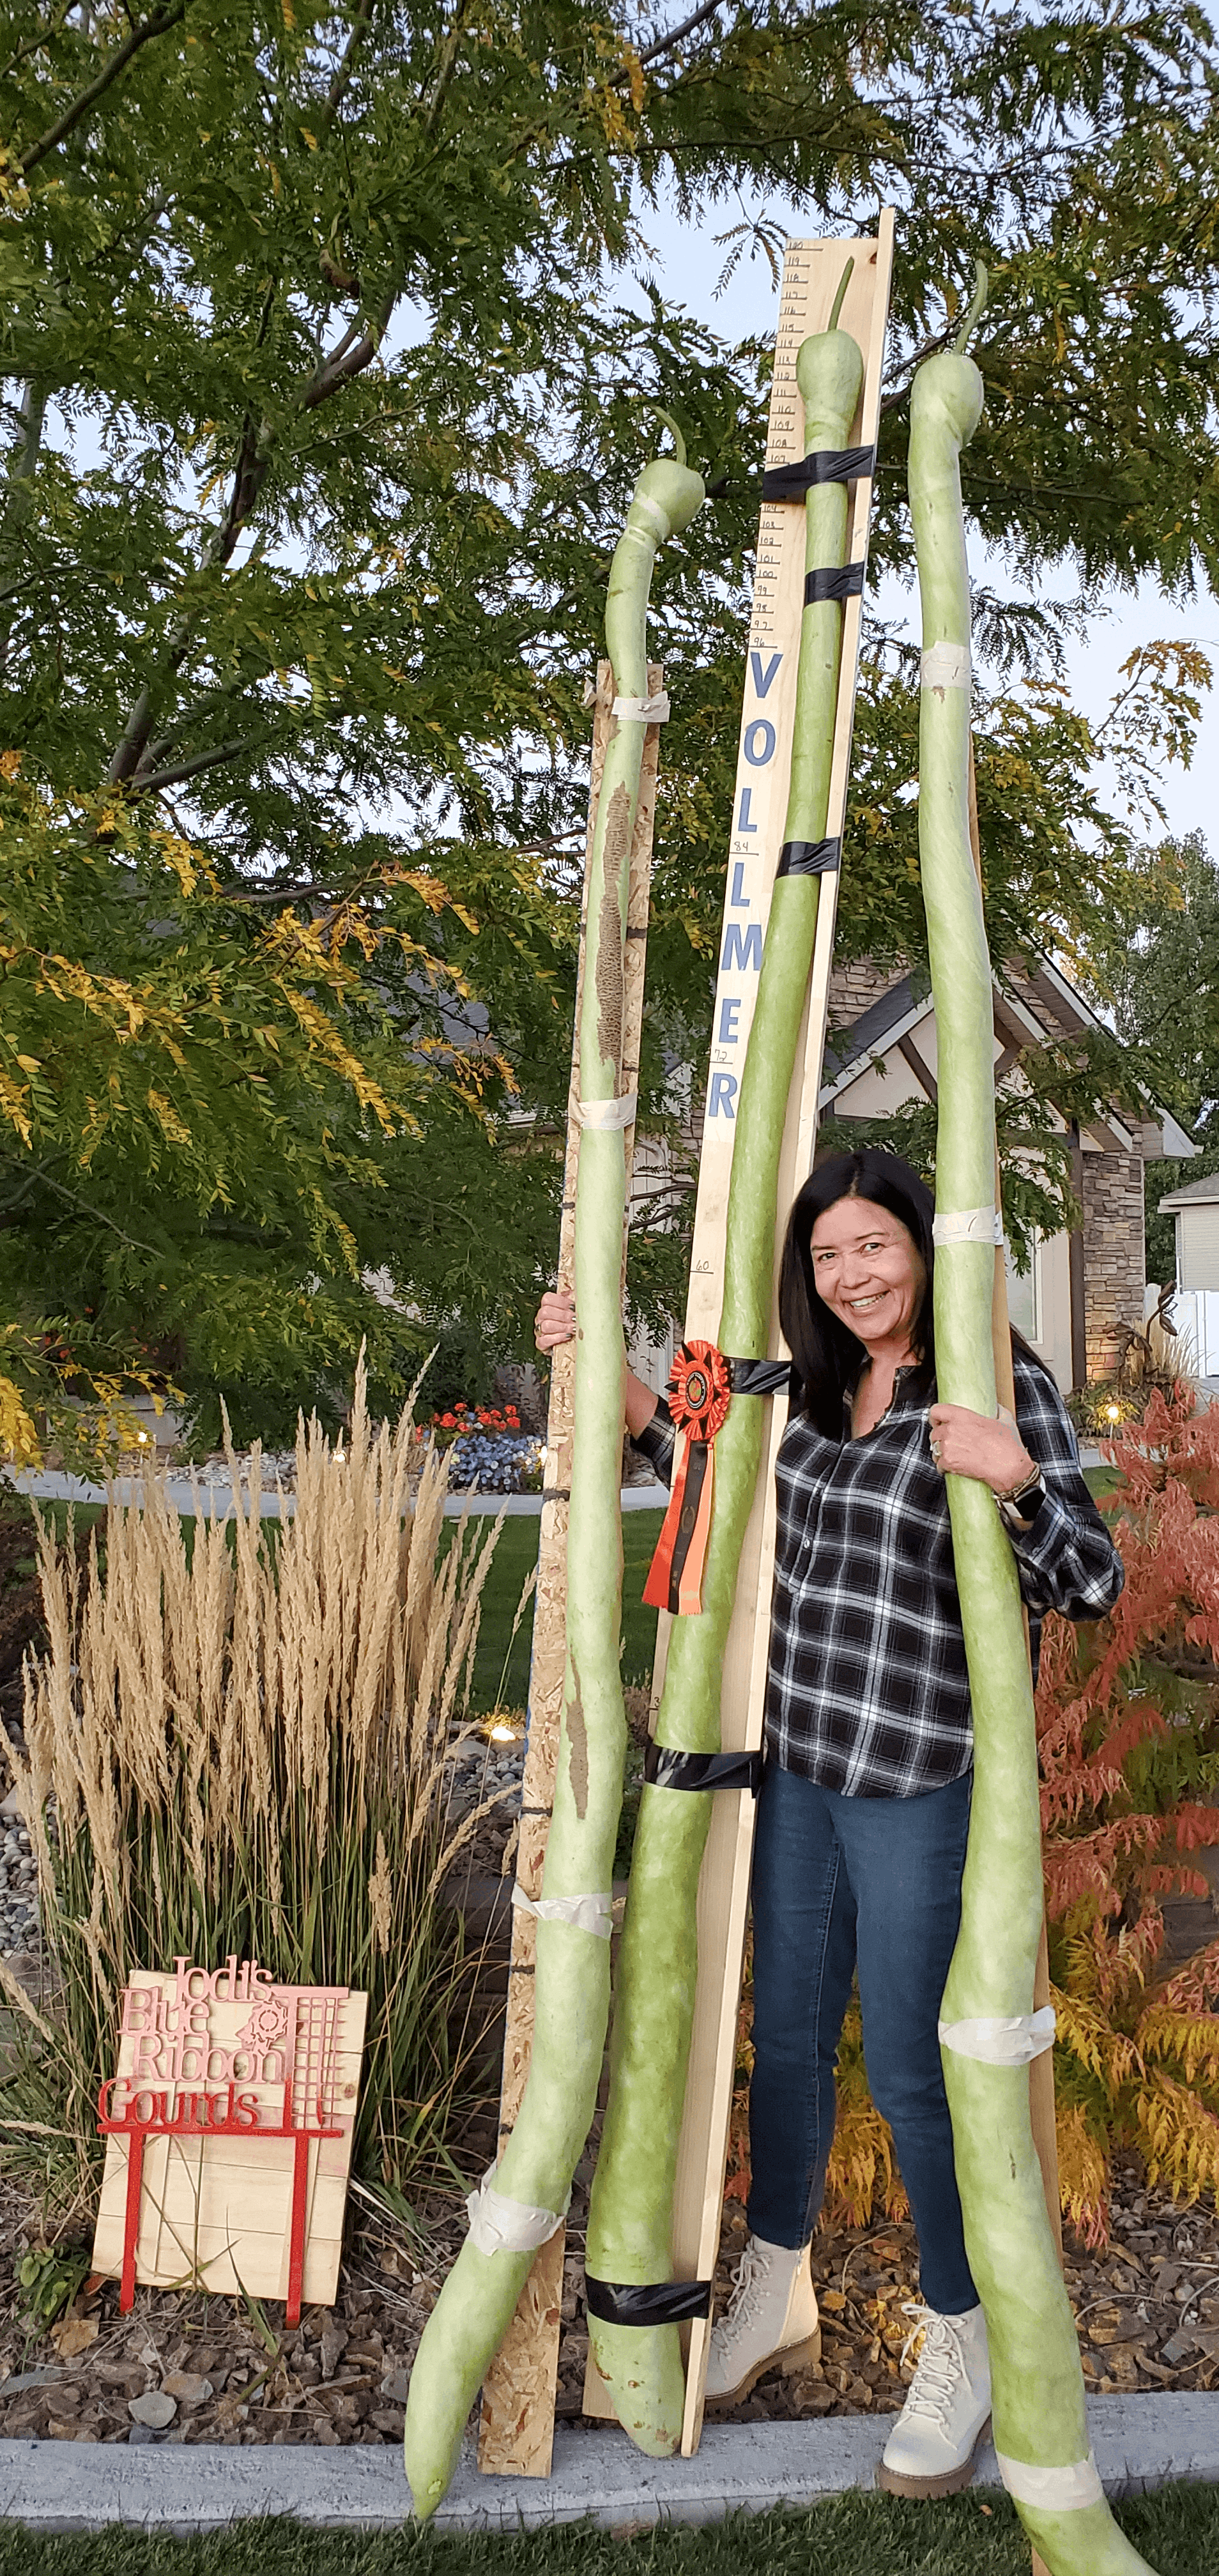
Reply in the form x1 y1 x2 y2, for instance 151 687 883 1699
13 1457 1116 1725
449 1510 664 1713
0 2489 1213 2575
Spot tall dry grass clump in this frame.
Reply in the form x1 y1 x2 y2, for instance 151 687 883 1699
4 1365 509 2208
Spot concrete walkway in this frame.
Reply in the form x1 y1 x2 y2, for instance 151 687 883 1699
13 1471 668 1521
0 2396 1215 2534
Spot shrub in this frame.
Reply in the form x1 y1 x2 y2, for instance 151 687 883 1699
1 1367 510 2216
724 1383 1219 2246
1039 1383 1219 2242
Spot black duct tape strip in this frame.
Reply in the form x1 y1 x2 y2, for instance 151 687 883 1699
804 562 866 604
776 838 841 879
645 1744 764 1796
762 445 876 500
729 1356 792 1397
585 2275 714 2327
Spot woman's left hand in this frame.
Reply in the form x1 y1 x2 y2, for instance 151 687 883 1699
926 1400 1037 1496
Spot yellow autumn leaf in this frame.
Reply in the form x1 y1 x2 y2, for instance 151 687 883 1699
148 1089 191 1145
0 1372 40 1467
0 1068 31 1144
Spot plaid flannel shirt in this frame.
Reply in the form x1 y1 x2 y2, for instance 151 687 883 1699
631 1344 1123 1800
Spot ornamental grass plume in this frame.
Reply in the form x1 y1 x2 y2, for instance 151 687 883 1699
1 1362 510 2213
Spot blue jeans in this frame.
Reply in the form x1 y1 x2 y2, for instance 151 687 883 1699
746 1760 977 2317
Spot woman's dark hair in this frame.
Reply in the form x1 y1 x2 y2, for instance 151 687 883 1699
779 1149 936 1437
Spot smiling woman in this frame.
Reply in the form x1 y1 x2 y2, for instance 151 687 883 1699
540 1142 1124 2492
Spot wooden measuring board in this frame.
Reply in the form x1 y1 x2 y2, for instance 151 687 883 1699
583 221 897 2450
478 660 663 2477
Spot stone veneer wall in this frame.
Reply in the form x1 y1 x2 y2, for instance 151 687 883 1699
1081 1150 1146 1381
827 960 901 1021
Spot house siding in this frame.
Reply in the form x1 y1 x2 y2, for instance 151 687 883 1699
827 958 1153 1386
1177 1203 1219 1291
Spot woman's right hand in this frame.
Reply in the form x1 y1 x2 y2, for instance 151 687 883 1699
535 1289 576 1353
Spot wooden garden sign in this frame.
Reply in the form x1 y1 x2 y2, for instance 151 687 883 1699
91 1957 367 2322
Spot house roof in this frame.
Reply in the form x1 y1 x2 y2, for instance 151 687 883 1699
1158 1170 1219 1213
822 953 1195 1160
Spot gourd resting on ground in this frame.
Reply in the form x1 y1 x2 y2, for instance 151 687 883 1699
402 435 704 2519
912 268 1157 2576
584 270 864 2453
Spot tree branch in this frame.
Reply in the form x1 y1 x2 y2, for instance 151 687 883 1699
17 1167 162 1255
1 3 78 86
631 0 723 75
19 0 188 176
136 732 275 793
319 0 374 138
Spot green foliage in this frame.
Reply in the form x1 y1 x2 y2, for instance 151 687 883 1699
13 2239 91 2339
3 0 1219 1443
0 2490 1216 2576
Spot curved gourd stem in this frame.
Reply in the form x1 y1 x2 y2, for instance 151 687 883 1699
910 303 1158 2576
585 279 864 2453
403 447 704 2519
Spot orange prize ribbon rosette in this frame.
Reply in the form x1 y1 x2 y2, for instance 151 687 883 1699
643 1340 733 1617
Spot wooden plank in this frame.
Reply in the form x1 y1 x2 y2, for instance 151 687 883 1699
581 226 898 2440
477 661 663 2476
582 222 896 2441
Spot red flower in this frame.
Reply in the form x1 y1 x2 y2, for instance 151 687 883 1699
439 1412 456 1428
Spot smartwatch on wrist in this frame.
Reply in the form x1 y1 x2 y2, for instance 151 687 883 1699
997 1467 1046 1528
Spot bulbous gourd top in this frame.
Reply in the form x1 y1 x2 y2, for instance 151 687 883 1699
910 350 985 451
628 457 706 543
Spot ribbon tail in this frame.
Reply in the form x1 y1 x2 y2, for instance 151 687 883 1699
643 1432 693 1611
675 1438 714 1616
643 1436 714 1617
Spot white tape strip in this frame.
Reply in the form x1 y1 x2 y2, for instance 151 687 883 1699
466 2163 569 2257
512 1885 613 1938
627 492 670 539
612 690 670 724
921 642 972 691
939 2005 1057 2065
995 2449 1105 2512
932 1206 1004 1247
577 1093 638 1133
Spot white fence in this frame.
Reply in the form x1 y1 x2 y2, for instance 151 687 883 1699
1163 1287 1219 1378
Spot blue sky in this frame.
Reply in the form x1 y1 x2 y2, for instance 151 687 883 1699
622 194 1218 852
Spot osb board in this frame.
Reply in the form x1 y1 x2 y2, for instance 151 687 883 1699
91 1977 366 2309
478 662 663 2476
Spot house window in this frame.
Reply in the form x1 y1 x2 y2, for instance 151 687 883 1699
1006 1236 1041 1343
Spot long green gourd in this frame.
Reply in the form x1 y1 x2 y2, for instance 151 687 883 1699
912 272 1156 2576
402 435 703 2520
585 270 864 2453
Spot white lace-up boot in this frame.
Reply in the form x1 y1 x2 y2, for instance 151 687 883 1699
877 2301 992 2497
704 2235 821 2404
